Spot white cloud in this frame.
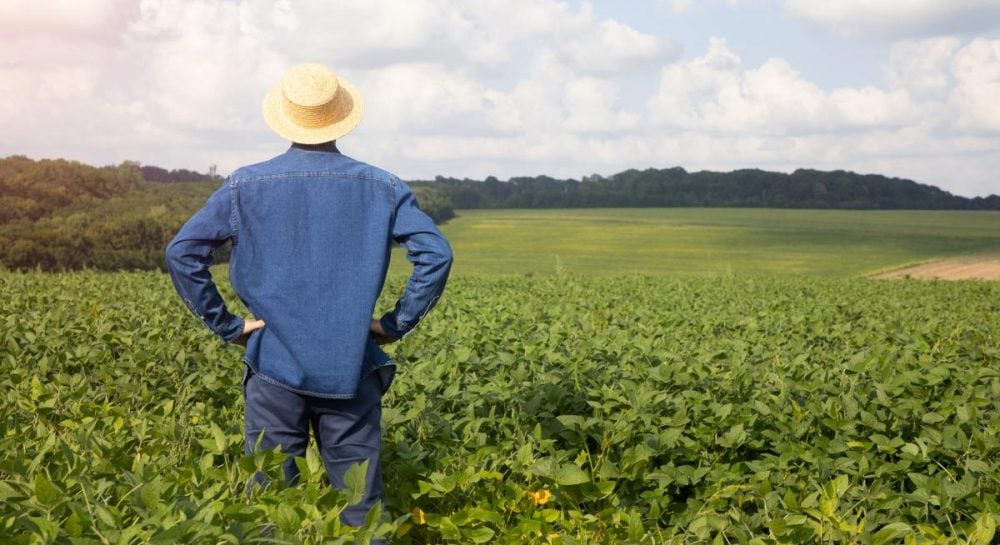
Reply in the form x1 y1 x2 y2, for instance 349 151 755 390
950 38 1000 131
121 0 670 132
0 0 134 39
885 37 961 98
670 0 694 14
0 0 666 174
504 51 639 134
828 86 914 128
781 0 1000 36
1 0 1000 197
643 37 1000 197
647 38 914 134
881 36 1000 133
557 17 675 73
355 63 491 134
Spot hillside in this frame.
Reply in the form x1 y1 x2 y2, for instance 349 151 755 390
0 179 220 271
0 156 451 271
0 155 144 224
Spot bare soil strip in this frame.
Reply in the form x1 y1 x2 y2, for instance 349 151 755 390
872 255 1000 281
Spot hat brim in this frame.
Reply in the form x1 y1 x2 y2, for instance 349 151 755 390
262 77 365 144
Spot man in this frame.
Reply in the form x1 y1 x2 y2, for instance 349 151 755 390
165 63 453 537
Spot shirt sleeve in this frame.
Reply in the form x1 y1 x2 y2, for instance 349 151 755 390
378 180 454 339
164 180 244 343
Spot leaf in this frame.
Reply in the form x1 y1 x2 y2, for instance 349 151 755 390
467 527 495 543
628 510 644 542
830 474 849 498
33 473 61 506
907 473 930 490
27 516 59 540
344 460 370 505
140 480 162 509
93 504 117 527
553 464 590 486
873 522 911 545
306 446 324 477
272 503 302 532
968 512 996 545
150 524 188 545
210 423 227 454
64 511 83 537
361 501 384 541
965 460 991 474
555 415 586 429
437 516 461 540
921 412 946 424
689 516 710 540
718 423 746 447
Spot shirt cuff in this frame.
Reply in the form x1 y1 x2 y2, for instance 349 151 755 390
379 313 407 340
218 316 245 343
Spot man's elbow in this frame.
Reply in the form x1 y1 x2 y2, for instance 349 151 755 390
164 239 186 272
436 239 454 271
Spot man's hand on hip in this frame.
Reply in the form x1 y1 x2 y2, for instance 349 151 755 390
370 319 399 345
233 318 266 347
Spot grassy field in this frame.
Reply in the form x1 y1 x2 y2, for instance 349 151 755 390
404 208 1000 277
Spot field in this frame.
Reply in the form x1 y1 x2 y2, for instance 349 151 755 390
2 266 999 544
414 208 1000 277
2 208 1000 544
873 255 1000 281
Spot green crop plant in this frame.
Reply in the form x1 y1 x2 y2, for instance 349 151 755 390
1 270 998 544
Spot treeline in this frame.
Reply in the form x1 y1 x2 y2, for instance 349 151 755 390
412 167 1000 210
0 156 453 271
409 185 455 223
140 165 222 183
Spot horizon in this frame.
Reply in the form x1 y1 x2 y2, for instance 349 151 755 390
2 1 1000 197
8 152 999 200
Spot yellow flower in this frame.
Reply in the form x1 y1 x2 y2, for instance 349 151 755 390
528 489 552 505
411 507 426 525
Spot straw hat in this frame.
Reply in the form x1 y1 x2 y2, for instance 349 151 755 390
262 63 364 144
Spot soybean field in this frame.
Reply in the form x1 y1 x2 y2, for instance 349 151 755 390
2 269 998 544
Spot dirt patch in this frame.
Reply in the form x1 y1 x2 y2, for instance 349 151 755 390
872 255 1000 281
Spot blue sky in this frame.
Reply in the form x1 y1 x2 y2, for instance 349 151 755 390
599 0 1000 88
1 0 999 196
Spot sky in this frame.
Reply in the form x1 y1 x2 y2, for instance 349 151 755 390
1 0 999 197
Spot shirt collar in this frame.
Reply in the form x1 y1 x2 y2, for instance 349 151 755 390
290 140 340 153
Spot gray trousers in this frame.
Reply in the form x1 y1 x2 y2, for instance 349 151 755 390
243 368 385 531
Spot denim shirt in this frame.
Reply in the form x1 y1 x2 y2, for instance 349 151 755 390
165 142 453 398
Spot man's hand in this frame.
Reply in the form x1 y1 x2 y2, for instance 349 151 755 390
233 318 266 347
370 318 399 345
